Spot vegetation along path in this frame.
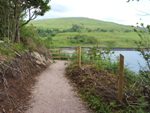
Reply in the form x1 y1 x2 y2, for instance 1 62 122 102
26 60 91 113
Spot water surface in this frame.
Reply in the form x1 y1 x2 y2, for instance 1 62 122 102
61 48 147 73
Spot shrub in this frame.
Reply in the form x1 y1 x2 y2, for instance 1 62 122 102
69 24 84 32
36 28 59 37
70 35 98 44
0 41 26 57
21 24 39 39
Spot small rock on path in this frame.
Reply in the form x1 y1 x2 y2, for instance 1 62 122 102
26 60 91 113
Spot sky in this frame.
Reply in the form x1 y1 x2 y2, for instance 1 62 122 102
37 0 150 25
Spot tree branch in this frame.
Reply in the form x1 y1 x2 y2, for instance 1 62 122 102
20 8 37 27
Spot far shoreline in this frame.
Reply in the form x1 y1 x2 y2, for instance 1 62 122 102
49 46 144 51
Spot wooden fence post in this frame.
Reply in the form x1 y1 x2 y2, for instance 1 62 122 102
77 46 81 67
59 49 61 60
117 54 124 102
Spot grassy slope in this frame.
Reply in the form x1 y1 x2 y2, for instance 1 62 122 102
52 32 138 48
31 17 132 30
31 17 139 48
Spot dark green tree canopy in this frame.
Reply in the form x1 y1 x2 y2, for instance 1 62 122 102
15 0 51 26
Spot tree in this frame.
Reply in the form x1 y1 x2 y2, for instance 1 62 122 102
0 0 12 40
12 0 51 42
0 0 51 43
21 0 50 26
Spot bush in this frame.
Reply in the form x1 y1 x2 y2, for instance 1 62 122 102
37 28 59 37
69 24 84 32
21 24 39 39
0 41 26 57
70 35 98 44
20 25 51 50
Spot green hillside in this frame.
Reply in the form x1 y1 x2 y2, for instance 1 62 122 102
31 17 132 31
31 17 139 48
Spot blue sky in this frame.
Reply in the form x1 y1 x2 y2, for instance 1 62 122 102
37 0 150 25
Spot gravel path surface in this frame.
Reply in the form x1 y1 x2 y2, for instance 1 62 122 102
26 60 91 113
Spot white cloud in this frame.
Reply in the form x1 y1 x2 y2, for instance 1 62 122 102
37 0 150 25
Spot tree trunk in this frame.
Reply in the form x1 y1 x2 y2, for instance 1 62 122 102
14 2 20 43
14 16 20 43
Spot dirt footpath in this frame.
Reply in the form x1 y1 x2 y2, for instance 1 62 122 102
26 60 91 113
